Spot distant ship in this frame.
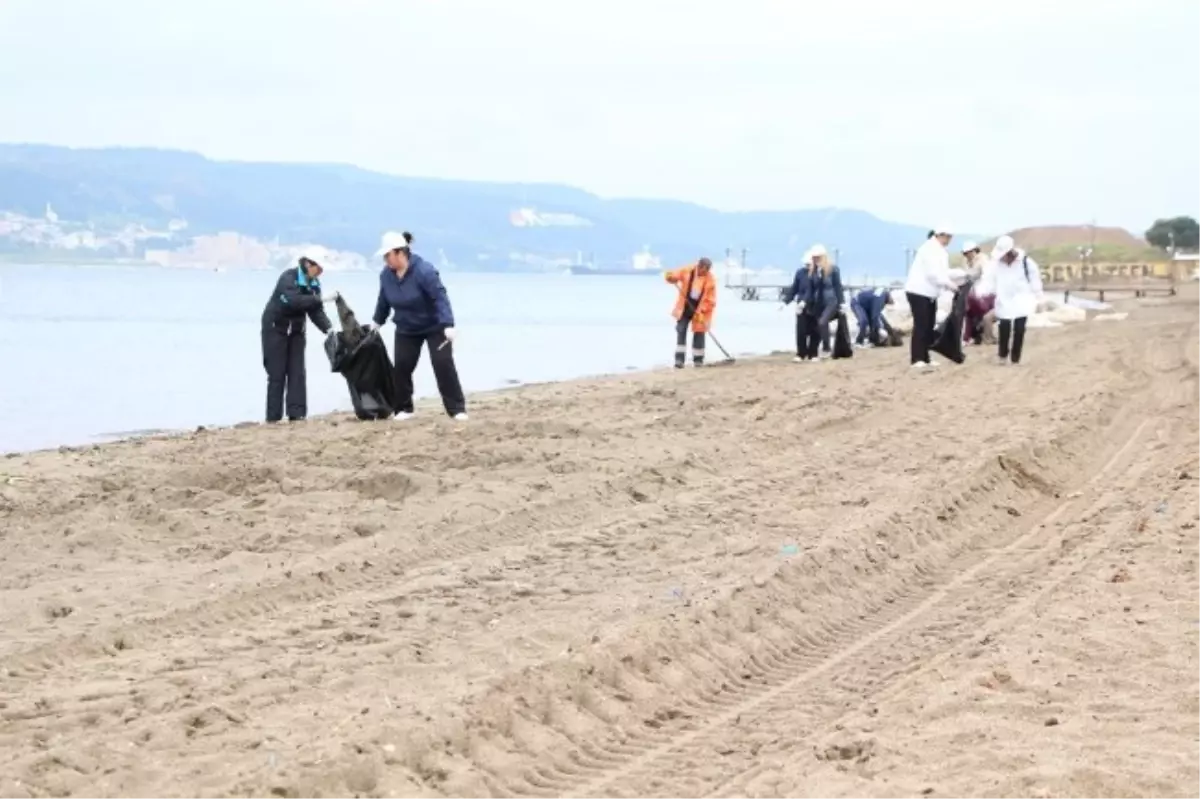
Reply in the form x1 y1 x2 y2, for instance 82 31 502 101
567 246 662 276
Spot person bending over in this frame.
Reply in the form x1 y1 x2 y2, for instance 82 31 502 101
260 247 338 422
850 286 895 347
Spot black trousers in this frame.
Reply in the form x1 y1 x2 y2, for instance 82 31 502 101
795 314 808 358
802 312 823 358
906 292 936 364
998 317 1028 364
815 302 836 354
674 318 706 366
262 325 307 422
393 329 466 416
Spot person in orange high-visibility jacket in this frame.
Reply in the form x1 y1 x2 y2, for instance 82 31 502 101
665 257 717 368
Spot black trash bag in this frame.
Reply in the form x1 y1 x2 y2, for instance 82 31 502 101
931 281 970 364
879 316 904 347
325 297 397 420
832 313 854 359
794 312 811 357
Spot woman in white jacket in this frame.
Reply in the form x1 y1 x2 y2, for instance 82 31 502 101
977 235 1044 365
903 223 959 369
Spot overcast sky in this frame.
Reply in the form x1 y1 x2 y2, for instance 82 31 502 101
1 0 1197 235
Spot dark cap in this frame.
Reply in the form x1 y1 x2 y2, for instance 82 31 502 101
698 257 713 267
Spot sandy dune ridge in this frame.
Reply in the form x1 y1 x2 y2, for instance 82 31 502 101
0 290 1196 798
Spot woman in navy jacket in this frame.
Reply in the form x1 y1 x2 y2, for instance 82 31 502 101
369 231 467 420
802 244 845 359
781 249 817 362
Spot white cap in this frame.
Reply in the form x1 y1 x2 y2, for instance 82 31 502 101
961 240 979 254
990 234 1016 260
300 245 327 265
374 231 410 258
801 247 813 264
932 222 953 236
809 243 828 259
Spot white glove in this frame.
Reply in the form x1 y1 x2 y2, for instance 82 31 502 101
796 301 806 315
322 290 340 303
443 326 457 343
363 321 378 333
839 303 849 315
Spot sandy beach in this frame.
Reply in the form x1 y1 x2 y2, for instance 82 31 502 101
0 288 1196 798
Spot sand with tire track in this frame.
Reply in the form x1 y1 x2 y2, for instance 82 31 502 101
0 288 1196 798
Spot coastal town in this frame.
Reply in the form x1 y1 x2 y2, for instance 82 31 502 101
0 205 369 271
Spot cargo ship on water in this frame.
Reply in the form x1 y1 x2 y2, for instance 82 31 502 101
566 246 663 276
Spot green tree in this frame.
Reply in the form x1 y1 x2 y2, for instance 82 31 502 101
1145 216 1199 251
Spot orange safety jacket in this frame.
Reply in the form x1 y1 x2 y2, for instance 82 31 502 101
665 263 717 333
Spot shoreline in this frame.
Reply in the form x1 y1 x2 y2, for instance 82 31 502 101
1 289 1109 457
5 357 732 458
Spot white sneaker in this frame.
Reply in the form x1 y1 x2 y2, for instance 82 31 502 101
792 355 803 363
911 361 928 370
995 356 1008 366
394 411 414 421
926 359 939 368
452 412 469 421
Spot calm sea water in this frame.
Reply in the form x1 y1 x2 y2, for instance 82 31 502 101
0 263 822 453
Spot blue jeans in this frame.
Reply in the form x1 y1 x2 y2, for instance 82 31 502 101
851 301 870 343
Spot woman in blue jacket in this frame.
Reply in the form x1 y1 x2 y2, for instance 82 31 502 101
369 231 467 421
781 249 817 362
801 245 845 359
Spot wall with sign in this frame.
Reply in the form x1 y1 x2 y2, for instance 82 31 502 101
1041 261 1175 285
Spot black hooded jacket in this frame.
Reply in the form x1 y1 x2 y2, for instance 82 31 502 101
261 265 333 334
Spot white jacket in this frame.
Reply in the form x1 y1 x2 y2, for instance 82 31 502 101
968 256 994 298
977 250 1044 320
904 237 955 299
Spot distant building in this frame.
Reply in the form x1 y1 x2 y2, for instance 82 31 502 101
508 207 592 228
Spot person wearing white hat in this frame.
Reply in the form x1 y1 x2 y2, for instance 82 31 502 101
800 244 846 360
368 231 467 420
976 235 1044 365
780 247 816 361
259 246 340 422
961 240 995 345
903 223 959 369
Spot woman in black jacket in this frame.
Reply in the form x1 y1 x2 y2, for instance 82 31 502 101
260 247 339 422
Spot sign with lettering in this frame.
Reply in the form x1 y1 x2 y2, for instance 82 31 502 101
1042 262 1170 284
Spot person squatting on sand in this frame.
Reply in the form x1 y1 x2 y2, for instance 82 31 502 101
367 231 468 420
260 247 339 422
978 234 1044 366
781 248 816 362
904 223 960 370
799 244 847 361
665 257 718 368
960 240 997 346
850 286 895 348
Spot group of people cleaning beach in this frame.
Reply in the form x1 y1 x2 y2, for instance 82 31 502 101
259 223 1045 423
664 223 1044 372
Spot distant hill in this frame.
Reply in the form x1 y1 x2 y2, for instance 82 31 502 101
982 225 1164 263
0 143 929 272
